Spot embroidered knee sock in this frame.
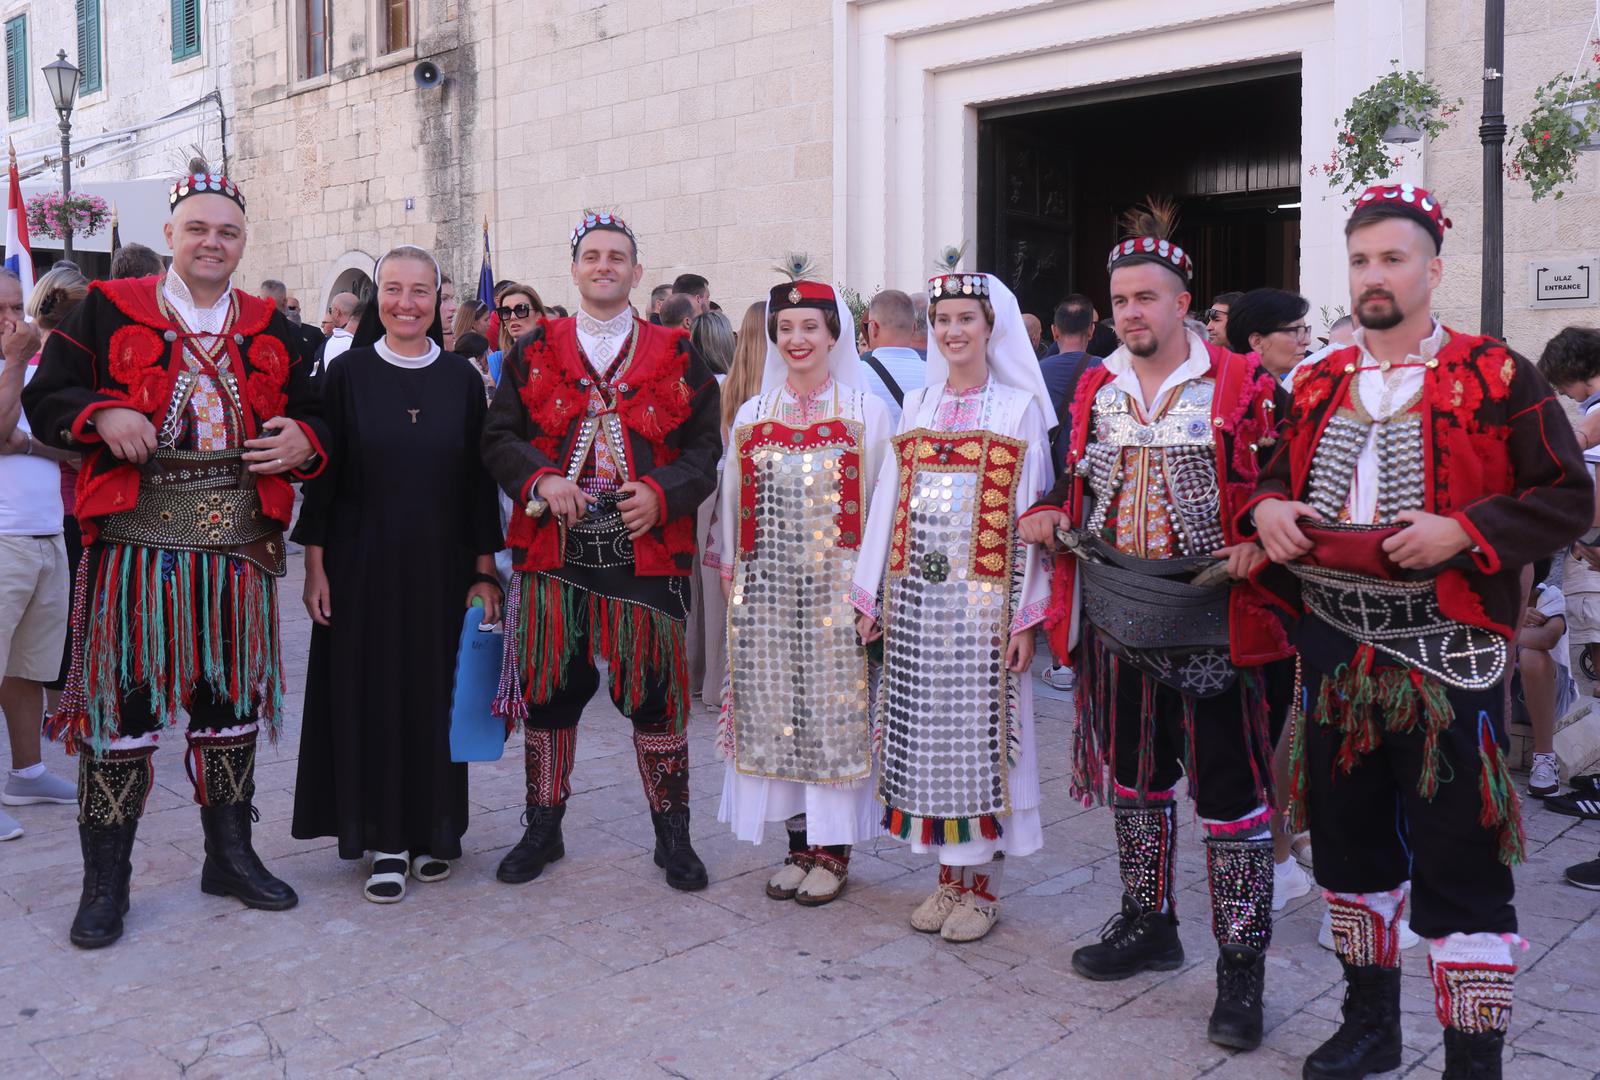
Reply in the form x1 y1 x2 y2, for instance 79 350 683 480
633 727 689 813
186 724 259 807
1112 787 1178 916
524 727 577 808
1428 932 1518 1034
786 813 808 855
1325 889 1405 968
78 743 156 826
1202 807 1275 953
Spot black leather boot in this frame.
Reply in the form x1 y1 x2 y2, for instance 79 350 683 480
496 804 566 883
651 808 708 891
1303 962 1403 1079
1071 894 1185 980
69 821 138 949
199 803 299 910
1441 1028 1504 1080
70 746 154 949
189 730 297 910
1208 944 1266 1050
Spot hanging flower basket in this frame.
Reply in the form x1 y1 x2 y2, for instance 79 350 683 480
1508 73 1600 200
25 190 111 240
1313 64 1460 195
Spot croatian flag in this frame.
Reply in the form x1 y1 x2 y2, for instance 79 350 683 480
4 154 32 302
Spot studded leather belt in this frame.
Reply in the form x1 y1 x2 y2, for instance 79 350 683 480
98 449 286 576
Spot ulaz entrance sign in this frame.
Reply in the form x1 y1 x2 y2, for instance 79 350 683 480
1529 256 1597 309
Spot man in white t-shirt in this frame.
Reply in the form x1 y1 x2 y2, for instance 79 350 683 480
0 271 77 840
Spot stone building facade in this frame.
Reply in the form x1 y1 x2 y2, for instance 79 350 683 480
227 0 1599 356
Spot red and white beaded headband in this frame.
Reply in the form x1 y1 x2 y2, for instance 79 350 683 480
928 273 990 302
1106 236 1193 281
569 211 636 255
169 173 246 214
1349 183 1451 250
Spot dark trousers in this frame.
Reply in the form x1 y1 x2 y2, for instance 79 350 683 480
525 613 687 814
1298 617 1516 938
114 682 256 739
1110 667 1271 823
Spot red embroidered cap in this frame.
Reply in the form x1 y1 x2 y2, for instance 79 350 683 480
1349 183 1451 250
1106 236 1193 282
768 278 837 313
169 173 245 214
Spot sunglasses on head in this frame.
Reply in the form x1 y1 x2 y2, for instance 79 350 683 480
1204 308 1225 322
496 303 536 320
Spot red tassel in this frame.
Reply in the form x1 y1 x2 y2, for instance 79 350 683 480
979 816 998 840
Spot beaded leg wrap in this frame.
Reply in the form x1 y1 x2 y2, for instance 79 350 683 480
185 728 257 807
634 728 689 814
1203 834 1275 953
1113 796 1178 916
1326 890 1405 969
1429 933 1515 1035
525 727 577 808
78 745 156 826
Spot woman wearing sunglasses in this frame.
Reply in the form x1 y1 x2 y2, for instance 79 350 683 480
485 283 545 392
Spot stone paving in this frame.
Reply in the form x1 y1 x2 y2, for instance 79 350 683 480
2 556 1598 1079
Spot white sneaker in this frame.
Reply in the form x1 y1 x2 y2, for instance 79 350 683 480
0 807 21 841
1273 859 1313 912
1529 752 1560 799
1318 908 1334 950
1396 917 1420 949
2 769 76 805
1041 664 1075 692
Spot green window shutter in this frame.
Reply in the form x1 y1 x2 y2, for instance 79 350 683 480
77 1 102 95
5 17 26 121
171 0 200 62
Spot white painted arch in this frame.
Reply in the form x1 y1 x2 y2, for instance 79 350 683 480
318 249 379 321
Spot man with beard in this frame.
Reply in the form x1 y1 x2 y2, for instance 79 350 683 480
23 171 326 948
482 212 720 891
1248 184 1590 1080
1019 199 1289 1050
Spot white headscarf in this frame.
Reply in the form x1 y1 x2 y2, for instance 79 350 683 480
925 273 1053 423
760 288 866 394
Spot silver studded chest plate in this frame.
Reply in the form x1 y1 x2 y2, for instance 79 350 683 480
727 419 871 783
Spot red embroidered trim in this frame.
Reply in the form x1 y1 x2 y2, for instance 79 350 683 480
106 325 171 414
245 336 290 422
734 419 865 558
887 429 1025 581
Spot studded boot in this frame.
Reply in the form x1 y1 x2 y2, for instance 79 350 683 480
1072 798 1184 980
1204 833 1274 1050
69 745 154 949
189 729 298 910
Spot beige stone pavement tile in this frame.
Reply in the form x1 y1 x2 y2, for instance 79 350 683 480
782 1047 951 1079
838 971 1070 1073
995 1029 1197 1079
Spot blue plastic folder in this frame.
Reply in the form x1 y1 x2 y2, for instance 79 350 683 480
450 607 507 762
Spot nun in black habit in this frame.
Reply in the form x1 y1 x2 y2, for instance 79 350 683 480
290 245 504 902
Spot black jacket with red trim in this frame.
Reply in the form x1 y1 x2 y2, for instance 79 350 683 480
21 275 328 543
480 314 721 577
1241 329 1591 638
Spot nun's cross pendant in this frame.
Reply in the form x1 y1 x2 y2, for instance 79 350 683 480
407 409 420 424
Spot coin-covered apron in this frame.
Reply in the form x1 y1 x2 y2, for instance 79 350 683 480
727 417 871 783
877 428 1026 843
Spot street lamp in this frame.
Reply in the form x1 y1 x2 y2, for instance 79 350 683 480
1480 0 1505 340
42 49 81 263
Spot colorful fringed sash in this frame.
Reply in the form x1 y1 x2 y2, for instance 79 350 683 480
493 572 690 733
1289 643 1524 866
49 543 283 754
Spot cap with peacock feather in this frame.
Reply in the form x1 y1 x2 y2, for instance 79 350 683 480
927 242 990 304
1106 196 1192 283
767 253 837 312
